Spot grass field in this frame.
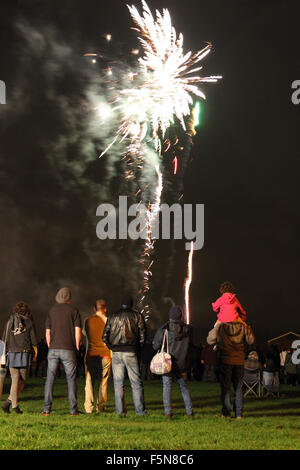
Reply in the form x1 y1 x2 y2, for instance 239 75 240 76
0 377 299 450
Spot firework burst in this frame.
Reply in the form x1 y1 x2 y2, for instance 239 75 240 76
100 0 221 158
93 1 221 319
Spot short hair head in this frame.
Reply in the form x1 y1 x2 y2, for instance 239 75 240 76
14 301 31 318
219 281 235 294
95 299 106 311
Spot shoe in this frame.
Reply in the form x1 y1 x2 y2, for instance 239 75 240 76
40 410 50 416
165 414 172 419
236 416 243 420
187 413 194 418
12 406 23 414
70 410 83 416
97 406 106 413
215 413 230 419
2 399 11 414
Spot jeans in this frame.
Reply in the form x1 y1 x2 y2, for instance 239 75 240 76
162 374 193 416
219 363 244 418
202 365 217 382
84 355 111 413
263 371 280 392
44 349 78 414
112 351 146 416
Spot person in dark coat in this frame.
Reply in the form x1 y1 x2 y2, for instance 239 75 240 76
207 321 255 419
140 335 155 380
152 306 193 419
102 293 146 416
201 344 218 382
35 337 48 378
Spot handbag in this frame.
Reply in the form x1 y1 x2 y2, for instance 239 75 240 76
0 321 9 366
150 329 172 375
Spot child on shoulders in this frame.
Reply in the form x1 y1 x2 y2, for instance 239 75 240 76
212 281 247 326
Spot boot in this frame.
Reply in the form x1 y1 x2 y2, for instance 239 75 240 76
12 406 23 414
2 399 11 414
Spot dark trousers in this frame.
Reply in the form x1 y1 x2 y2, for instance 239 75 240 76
219 363 244 418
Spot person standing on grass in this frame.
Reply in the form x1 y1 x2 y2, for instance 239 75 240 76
83 299 111 413
41 287 81 416
153 306 193 419
35 337 48 378
201 343 218 382
2 302 37 415
102 293 146 417
207 320 255 419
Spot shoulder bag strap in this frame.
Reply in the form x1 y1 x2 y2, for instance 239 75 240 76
161 329 169 354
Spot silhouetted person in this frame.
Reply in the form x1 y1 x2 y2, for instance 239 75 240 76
201 344 217 382
140 335 155 380
35 337 48 378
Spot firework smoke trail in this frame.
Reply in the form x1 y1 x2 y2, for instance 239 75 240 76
139 164 163 317
184 241 194 325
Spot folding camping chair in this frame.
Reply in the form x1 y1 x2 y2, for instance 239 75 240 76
243 368 262 397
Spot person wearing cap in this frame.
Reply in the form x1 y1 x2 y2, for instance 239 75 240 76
41 287 81 416
102 294 146 416
83 299 111 413
152 306 193 419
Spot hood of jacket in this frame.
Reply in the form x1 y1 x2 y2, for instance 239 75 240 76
220 322 244 343
166 319 188 341
219 293 236 305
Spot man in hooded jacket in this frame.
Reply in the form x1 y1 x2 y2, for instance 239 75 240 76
207 321 255 419
153 305 193 418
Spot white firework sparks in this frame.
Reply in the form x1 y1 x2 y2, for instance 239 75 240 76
94 1 221 318
100 0 221 157
139 164 163 317
122 1 221 150
184 241 194 325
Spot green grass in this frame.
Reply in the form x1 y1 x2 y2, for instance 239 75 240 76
0 377 299 450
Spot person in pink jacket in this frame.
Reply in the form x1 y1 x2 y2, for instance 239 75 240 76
212 281 247 325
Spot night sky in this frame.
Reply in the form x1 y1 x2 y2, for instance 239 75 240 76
0 0 299 345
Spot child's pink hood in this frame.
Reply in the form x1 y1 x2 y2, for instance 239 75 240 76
212 292 246 323
219 293 236 304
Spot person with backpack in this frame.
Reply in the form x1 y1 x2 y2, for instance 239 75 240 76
153 305 193 419
1 302 37 414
